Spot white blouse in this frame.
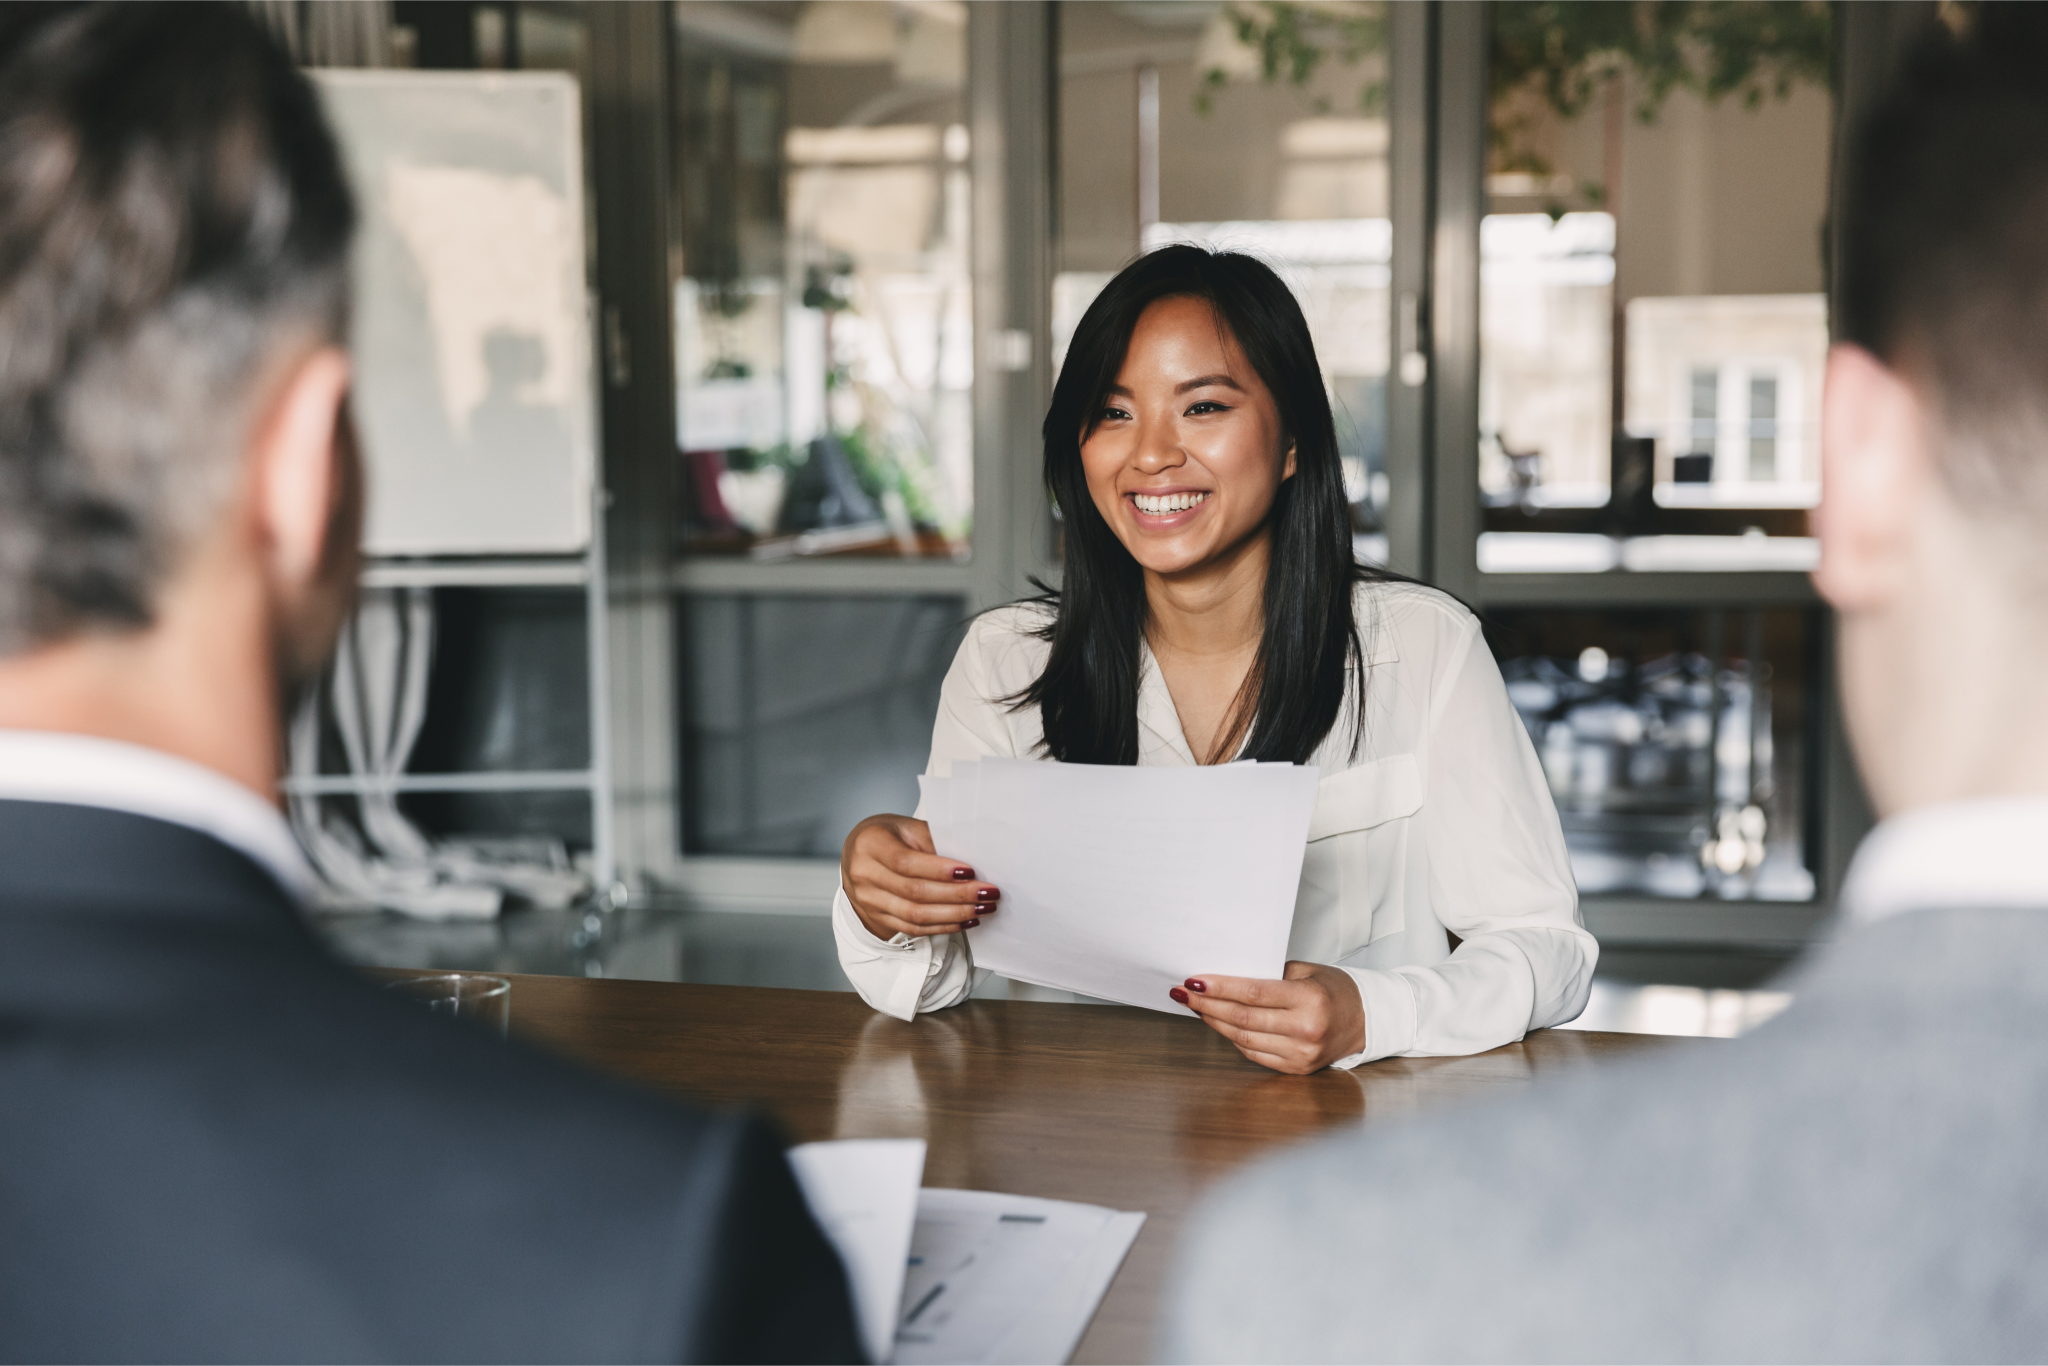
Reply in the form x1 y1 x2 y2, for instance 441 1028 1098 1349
831 579 1597 1068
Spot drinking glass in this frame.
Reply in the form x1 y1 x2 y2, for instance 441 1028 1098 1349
384 972 511 1036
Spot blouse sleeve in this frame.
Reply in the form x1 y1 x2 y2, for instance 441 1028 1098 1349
832 615 1022 1021
1333 613 1597 1064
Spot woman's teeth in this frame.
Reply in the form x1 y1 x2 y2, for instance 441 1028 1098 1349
1132 491 1210 515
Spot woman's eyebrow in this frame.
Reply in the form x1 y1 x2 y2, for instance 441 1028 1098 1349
1175 373 1244 395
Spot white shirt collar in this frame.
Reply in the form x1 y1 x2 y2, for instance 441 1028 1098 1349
1134 638 1198 767
0 728 315 902
1838 794 2048 927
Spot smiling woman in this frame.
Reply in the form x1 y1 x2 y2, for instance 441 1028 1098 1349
1034 255 1354 771
834 245 1599 1075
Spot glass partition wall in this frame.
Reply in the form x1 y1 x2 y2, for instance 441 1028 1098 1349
1429 1 1858 944
1475 1 1833 576
1486 605 1819 904
578 0 1875 949
669 3 978 868
330 2 608 876
672 1 973 561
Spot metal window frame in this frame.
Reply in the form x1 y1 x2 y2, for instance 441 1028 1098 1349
1382 1 1435 581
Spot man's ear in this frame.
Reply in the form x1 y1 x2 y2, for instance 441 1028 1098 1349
1812 343 1932 614
250 346 351 596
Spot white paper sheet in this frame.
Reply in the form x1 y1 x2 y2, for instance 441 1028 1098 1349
790 1142 1144 1366
788 1138 927 1364
925 757 1321 1013
977 1207 1147 1365
894 1189 1146 1366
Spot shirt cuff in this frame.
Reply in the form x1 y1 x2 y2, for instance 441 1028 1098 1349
1330 966 1418 1068
831 884 932 1022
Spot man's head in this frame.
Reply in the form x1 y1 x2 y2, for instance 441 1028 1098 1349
0 3 360 786
1818 3 2048 815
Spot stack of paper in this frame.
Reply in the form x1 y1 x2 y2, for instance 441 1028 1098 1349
919 757 1321 1012
790 1139 1145 1366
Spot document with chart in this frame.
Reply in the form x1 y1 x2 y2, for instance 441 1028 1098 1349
790 1139 1144 1365
920 758 1321 1012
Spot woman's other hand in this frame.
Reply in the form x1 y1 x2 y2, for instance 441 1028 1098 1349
841 814 1000 942
1170 962 1366 1074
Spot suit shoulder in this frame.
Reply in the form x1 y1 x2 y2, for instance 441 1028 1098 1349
1171 1010 2048 1363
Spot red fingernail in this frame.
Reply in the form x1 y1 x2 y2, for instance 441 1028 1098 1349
952 867 975 880
975 887 999 902
965 918 981 929
1185 979 1207 993
1169 987 1190 1005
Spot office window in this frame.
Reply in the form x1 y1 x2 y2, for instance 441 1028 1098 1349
1748 372 1779 482
673 3 972 561
679 595 967 857
1689 369 1718 443
311 2 607 892
1487 607 1817 902
1660 358 1800 499
1054 2 1393 562
1477 1 1832 573
403 587 592 849
1631 310 1816 508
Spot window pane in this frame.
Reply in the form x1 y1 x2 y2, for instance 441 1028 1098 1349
1054 2 1392 563
679 594 968 857
1689 367 1717 438
405 588 592 849
1478 1 1832 573
1487 607 1816 902
1747 373 1778 480
326 8 601 872
672 4 971 561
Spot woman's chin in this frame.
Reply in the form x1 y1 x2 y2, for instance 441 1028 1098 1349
1116 520 1272 581
1124 539 1220 579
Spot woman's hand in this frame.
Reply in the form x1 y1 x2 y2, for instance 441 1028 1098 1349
841 813 1000 942
1170 962 1365 1074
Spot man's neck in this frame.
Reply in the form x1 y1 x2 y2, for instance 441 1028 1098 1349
1879 647 2048 813
0 558 283 802
1846 514 2048 817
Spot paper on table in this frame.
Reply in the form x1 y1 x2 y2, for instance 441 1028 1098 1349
975 1206 1147 1365
789 1142 1143 1366
894 1189 1145 1366
788 1138 927 1365
925 758 1320 1013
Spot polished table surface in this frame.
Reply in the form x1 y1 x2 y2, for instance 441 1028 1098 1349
489 974 1701 1364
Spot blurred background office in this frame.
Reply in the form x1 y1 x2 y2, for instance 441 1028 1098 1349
275 0 1928 1039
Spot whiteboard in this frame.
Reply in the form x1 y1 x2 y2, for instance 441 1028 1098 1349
314 71 595 556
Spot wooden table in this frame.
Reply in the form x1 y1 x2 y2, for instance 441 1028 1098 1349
494 974 1697 1364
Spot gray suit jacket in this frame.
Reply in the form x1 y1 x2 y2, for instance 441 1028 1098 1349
1163 907 2048 1363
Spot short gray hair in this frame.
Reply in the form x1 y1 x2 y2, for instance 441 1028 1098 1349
0 3 355 656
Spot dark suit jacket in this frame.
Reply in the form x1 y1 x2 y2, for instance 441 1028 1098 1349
0 800 862 1365
1166 904 2048 1363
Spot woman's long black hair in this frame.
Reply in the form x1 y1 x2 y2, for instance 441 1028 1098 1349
1014 244 1389 765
